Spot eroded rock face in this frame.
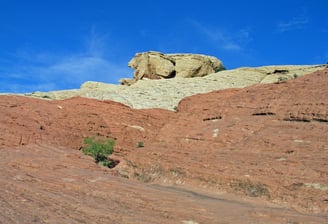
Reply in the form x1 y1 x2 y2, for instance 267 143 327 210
128 51 176 80
27 65 326 111
0 69 328 222
170 53 224 78
122 51 225 84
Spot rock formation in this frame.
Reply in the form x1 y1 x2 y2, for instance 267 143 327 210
0 69 327 223
120 51 225 85
27 64 326 111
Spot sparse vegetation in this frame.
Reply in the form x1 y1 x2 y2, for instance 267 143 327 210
82 137 115 167
133 165 165 183
231 180 270 198
293 73 300 79
137 141 144 148
214 65 226 72
275 76 288 84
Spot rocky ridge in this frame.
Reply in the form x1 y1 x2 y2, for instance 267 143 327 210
28 64 326 110
0 68 327 223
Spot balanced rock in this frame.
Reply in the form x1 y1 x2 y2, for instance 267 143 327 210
122 51 225 85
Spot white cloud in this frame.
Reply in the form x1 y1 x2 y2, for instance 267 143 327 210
222 43 242 51
313 51 328 64
0 82 58 94
43 55 129 84
277 15 309 33
85 26 109 57
1 56 130 93
189 20 251 51
0 29 131 93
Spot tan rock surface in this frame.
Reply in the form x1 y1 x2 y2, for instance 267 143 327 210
27 64 326 111
169 53 224 78
1 68 328 223
128 51 176 80
124 51 225 83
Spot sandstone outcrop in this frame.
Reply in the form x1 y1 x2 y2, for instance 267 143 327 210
1 69 327 223
121 51 225 84
128 51 176 80
27 64 326 111
170 53 224 78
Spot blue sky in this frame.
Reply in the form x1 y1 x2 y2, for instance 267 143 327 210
0 0 327 93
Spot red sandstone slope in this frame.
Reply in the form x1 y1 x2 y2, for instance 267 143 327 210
0 68 327 223
120 68 328 214
0 95 173 151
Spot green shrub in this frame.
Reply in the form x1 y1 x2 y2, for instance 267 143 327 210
137 141 144 148
214 65 226 73
293 73 299 79
82 137 115 167
275 76 288 84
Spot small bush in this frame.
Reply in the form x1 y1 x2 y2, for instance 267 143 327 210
137 141 144 148
82 137 115 167
214 65 226 73
275 76 288 84
293 73 299 79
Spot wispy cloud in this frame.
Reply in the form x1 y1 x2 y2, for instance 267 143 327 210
313 51 328 64
277 14 309 33
85 26 109 57
189 20 252 51
0 29 131 93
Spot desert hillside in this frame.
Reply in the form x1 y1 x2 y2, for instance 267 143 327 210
1 66 327 223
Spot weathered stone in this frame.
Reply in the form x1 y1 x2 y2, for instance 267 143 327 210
119 78 136 86
1 68 328 221
170 53 224 78
125 51 225 83
25 64 326 111
128 51 175 80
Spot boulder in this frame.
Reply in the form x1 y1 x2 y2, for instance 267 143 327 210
122 51 225 85
170 53 224 78
128 51 176 80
